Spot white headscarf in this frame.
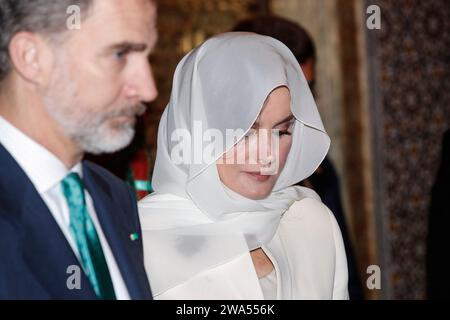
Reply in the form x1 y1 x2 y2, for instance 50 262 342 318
139 32 330 296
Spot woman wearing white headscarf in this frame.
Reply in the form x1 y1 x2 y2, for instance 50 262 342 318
139 33 349 300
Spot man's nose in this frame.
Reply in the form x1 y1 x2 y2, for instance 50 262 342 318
125 61 158 103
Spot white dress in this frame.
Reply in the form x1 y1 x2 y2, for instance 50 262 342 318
259 270 277 300
144 196 349 300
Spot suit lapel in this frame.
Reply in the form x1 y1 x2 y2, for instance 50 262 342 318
0 144 97 299
21 189 97 299
82 162 150 299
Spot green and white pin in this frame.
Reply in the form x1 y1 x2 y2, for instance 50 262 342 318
130 233 139 241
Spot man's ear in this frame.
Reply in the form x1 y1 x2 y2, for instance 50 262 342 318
8 31 54 87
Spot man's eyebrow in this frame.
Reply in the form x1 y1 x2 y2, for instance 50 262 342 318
108 42 148 53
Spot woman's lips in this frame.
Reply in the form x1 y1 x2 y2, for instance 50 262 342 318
244 171 271 182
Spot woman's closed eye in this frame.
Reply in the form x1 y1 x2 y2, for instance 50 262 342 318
243 123 294 139
279 129 292 136
277 120 295 137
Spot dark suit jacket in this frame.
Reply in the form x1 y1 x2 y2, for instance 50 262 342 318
0 144 152 299
427 129 450 299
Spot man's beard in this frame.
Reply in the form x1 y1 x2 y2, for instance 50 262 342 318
60 101 146 155
42 63 146 155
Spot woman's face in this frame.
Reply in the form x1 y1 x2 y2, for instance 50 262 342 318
216 86 294 200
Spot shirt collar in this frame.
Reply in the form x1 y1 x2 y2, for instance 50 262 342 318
0 116 83 194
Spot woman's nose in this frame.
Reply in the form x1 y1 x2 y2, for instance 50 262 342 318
256 129 277 164
258 155 274 166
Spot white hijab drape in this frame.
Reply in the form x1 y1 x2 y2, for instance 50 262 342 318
139 32 330 297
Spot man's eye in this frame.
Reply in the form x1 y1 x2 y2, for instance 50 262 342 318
115 51 128 60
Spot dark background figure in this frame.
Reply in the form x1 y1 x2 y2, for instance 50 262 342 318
427 128 450 299
233 15 365 300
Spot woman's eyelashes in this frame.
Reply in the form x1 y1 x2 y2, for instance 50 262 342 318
277 120 295 136
243 121 294 139
279 129 292 136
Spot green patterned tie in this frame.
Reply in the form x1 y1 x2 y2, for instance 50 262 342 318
61 172 116 300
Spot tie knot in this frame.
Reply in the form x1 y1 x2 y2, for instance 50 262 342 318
61 172 86 206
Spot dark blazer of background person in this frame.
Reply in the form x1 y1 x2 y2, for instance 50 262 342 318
427 129 450 299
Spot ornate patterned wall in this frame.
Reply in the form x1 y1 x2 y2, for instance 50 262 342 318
369 0 450 299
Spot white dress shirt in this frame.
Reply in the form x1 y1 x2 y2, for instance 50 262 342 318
0 116 130 299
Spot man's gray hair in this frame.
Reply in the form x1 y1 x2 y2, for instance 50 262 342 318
0 0 93 82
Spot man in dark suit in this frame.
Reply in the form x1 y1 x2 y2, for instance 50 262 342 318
0 0 158 299
427 129 450 299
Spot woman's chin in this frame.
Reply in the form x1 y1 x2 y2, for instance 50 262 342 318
239 184 273 200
